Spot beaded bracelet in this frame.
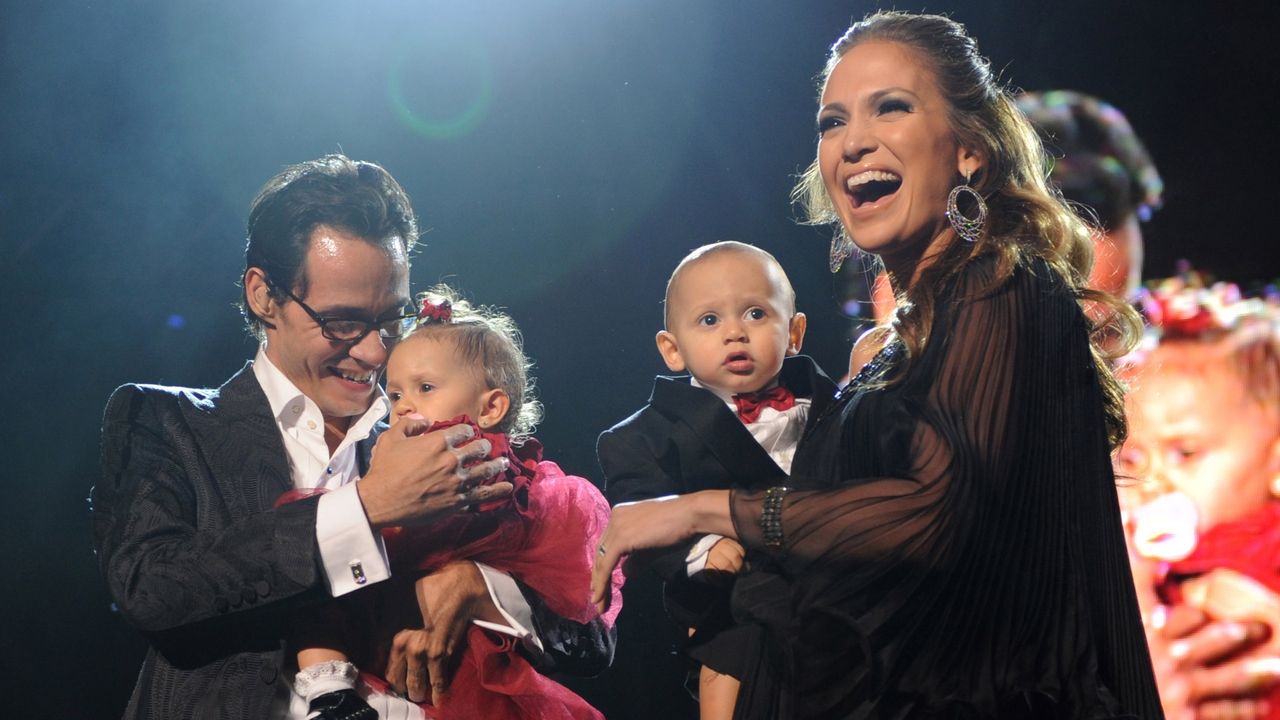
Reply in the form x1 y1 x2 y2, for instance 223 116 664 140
762 486 791 548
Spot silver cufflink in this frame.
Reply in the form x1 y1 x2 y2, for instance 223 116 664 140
349 561 367 585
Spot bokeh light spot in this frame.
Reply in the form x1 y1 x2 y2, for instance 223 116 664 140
387 35 493 140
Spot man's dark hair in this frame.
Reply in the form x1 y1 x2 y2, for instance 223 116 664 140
241 154 419 339
1017 90 1163 231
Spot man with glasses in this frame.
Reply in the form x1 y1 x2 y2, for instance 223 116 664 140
93 155 611 718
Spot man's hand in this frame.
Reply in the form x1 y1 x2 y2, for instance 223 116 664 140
358 419 511 529
383 561 506 706
384 628 434 704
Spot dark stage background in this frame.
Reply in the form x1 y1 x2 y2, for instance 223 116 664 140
3 1 1276 717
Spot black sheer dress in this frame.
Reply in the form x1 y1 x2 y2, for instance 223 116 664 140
728 257 1163 718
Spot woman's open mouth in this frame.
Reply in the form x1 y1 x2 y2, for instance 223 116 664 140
846 170 902 208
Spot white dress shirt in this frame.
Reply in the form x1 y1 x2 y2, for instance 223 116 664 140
253 347 394 595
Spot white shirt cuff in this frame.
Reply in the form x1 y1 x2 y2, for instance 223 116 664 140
473 562 544 654
686 533 725 577
315 483 390 596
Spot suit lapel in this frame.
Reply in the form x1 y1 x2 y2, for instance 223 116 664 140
184 362 293 515
779 355 839 434
650 376 787 482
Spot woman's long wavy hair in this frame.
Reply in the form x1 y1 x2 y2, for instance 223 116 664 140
792 11 1141 448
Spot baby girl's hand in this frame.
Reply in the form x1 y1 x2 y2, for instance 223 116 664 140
704 538 746 575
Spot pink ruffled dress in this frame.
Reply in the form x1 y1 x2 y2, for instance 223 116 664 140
282 417 624 719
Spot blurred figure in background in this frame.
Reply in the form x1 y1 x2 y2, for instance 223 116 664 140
1017 90 1164 300
1022 90 1280 719
1118 274 1280 719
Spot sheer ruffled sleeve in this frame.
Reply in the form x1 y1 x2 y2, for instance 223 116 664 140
731 259 1022 575
728 259 1162 719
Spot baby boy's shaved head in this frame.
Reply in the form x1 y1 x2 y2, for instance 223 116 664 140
663 241 796 329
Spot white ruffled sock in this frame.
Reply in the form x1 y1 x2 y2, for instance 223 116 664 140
294 659 359 705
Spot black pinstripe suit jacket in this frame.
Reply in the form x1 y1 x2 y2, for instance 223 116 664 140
94 363 612 719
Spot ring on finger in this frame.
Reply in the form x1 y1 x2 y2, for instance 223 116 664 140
458 477 486 499
467 456 508 486
441 423 476 449
450 437 491 463
597 544 607 557
450 438 488 476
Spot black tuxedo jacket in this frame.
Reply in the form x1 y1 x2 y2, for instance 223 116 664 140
596 356 836 609
94 363 611 719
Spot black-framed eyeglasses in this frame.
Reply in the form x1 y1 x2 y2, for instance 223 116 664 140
265 277 416 343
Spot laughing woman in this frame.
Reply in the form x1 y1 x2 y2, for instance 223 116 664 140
592 11 1162 719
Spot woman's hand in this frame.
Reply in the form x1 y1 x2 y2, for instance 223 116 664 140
590 491 733 612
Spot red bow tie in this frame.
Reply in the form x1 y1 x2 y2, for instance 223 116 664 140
733 385 796 424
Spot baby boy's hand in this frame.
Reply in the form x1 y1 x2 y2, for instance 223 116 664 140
703 538 746 576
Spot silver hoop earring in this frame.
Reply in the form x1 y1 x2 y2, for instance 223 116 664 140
829 228 854 273
946 173 987 243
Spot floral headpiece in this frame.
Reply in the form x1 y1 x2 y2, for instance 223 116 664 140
1108 265 1280 369
1135 268 1276 340
1119 265 1279 369
417 297 453 325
